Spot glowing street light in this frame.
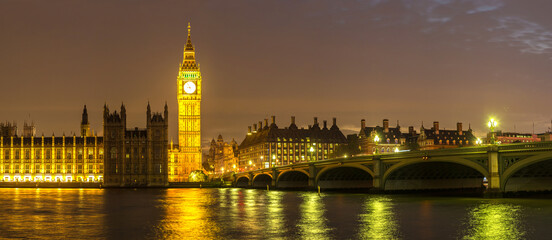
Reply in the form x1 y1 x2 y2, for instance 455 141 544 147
374 135 380 154
476 138 483 145
309 146 315 162
488 118 498 144
394 147 399 153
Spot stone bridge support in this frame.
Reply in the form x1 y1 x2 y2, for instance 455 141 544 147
370 156 383 193
308 164 317 190
486 146 501 197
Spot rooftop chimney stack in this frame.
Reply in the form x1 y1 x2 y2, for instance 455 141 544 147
259 121 263 129
409 126 414 134
383 119 389 133
314 117 318 125
332 117 337 126
323 120 327 129
271 116 276 124
248 126 252 135
457 122 463 135
434 121 439 134
361 119 366 129
291 116 295 125
253 124 257 132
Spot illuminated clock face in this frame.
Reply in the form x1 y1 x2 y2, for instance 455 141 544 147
183 81 196 94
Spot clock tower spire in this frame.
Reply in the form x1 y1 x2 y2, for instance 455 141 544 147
171 22 203 182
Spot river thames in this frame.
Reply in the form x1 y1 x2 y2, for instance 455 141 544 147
0 188 550 239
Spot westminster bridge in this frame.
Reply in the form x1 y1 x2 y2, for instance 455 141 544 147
226 142 552 195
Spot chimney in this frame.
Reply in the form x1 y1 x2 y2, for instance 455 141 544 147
247 126 251 135
383 119 389 133
433 121 439 134
264 119 268 128
361 119 366 129
291 116 295 125
259 121 262 129
253 124 257 132
313 117 318 125
323 120 327 129
332 117 336 126
457 122 463 135
271 116 275 124
409 126 414 134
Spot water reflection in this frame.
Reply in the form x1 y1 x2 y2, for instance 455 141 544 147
266 191 285 238
462 201 525 240
357 196 400 239
156 189 219 239
298 193 332 239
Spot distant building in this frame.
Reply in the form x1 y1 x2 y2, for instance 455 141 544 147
103 103 168 187
538 132 552 142
0 106 103 182
490 131 541 144
417 122 476 150
359 119 405 154
359 120 476 154
238 116 347 170
207 135 239 174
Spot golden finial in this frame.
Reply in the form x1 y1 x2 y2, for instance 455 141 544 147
188 22 191 35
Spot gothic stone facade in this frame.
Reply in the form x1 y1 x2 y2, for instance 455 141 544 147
103 103 168 187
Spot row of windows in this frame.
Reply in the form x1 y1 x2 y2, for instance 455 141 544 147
1 149 102 160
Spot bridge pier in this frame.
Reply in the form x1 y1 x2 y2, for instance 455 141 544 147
370 156 384 193
248 172 253 188
308 164 317 190
485 146 503 198
271 168 279 188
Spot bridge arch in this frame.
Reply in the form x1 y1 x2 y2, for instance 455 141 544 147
252 173 272 188
383 157 489 191
276 170 309 189
501 152 552 192
235 176 250 188
316 164 374 190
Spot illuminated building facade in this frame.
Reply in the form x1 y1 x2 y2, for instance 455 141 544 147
208 135 239 174
417 121 476 150
359 119 476 153
0 106 104 182
103 103 168 187
359 119 406 154
238 116 347 170
170 23 203 182
489 131 541 144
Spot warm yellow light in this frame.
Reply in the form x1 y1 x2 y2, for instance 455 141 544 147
488 118 497 128
248 160 252 165
272 155 276 160
221 167 224 172
344 154 348 158
232 164 236 169
394 147 399 153
374 135 380 143
309 147 314 152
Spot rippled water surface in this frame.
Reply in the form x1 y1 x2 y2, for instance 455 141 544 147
0 188 550 239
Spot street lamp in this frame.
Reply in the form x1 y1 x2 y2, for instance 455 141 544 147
476 138 482 145
309 146 315 161
272 154 276 167
488 118 498 144
374 135 380 154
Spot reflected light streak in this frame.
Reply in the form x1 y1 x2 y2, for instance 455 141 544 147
158 189 219 239
357 196 400 239
298 193 331 239
462 202 525 240
266 191 284 237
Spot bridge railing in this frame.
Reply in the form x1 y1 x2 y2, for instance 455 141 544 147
498 141 552 152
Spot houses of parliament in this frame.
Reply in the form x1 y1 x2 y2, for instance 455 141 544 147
0 23 203 185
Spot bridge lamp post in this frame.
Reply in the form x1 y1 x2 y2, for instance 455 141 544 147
272 154 276 167
476 138 482 145
309 146 315 162
488 119 498 144
374 135 380 155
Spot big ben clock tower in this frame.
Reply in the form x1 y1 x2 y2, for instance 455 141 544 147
175 23 202 181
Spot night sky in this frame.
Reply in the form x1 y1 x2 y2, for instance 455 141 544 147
1 0 551 147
